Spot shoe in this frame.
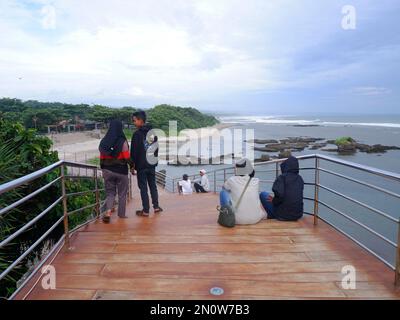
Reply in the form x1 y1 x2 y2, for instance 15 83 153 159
154 207 163 214
136 210 149 217
102 210 112 223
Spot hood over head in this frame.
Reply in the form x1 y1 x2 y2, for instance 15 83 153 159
280 156 299 174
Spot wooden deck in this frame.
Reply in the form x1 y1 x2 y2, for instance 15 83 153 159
16 186 400 300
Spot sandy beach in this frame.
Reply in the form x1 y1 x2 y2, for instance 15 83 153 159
49 123 234 163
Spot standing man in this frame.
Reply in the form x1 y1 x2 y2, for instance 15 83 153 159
193 169 210 193
130 110 163 216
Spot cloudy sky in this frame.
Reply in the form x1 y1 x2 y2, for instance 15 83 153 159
1 0 399 114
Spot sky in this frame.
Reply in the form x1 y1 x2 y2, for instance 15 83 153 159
0 0 399 114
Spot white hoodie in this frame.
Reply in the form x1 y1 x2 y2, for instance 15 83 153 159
223 175 265 225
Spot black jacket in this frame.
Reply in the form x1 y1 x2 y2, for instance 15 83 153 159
130 124 158 171
272 156 304 221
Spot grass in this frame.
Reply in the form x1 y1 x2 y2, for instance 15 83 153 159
335 136 355 146
86 157 100 166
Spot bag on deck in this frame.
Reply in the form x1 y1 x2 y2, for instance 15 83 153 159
217 176 252 228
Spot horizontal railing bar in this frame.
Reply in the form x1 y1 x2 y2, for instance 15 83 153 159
66 190 98 197
68 215 99 234
63 161 98 170
317 199 397 247
317 154 400 182
67 203 96 216
0 160 63 195
8 234 65 300
64 175 94 180
318 184 399 223
317 215 395 270
0 196 63 249
318 167 400 200
0 215 64 282
0 176 62 217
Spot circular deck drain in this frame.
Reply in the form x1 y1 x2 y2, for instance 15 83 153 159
210 287 224 296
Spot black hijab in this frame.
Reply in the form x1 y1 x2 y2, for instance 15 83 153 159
99 120 127 157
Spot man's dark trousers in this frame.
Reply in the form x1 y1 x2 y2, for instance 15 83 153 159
137 167 159 212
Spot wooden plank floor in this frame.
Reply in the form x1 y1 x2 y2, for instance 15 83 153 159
17 186 400 300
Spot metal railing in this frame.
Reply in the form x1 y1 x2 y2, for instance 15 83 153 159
158 154 400 286
1 153 399 296
0 160 128 299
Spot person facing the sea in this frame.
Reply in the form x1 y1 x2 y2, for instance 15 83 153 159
99 119 133 223
193 169 210 193
260 156 304 221
220 158 265 225
178 174 193 195
130 110 163 217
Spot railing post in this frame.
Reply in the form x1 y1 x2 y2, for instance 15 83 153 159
395 221 400 286
61 164 70 249
214 171 217 193
224 169 226 182
172 178 175 193
275 162 279 179
94 167 100 217
313 157 320 226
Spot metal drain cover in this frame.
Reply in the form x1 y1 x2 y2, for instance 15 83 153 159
210 287 224 296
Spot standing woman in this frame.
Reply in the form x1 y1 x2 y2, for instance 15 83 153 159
99 120 133 223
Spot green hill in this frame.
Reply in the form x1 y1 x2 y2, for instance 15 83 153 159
0 98 219 133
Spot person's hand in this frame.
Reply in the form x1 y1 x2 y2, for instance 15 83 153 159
130 168 136 175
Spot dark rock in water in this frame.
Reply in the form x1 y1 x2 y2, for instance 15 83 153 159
337 143 357 154
251 139 279 144
278 150 292 159
282 137 325 143
255 154 271 163
357 143 400 153
321 148 339 152
310 143 327 150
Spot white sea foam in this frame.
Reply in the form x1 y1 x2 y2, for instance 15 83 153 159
218 116 400 128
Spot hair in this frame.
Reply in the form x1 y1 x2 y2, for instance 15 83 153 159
132 110 147 123
183 174 189 181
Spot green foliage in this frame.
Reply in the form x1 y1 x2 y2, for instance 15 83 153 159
0 118 104 298
335 137 355 146
0 98 219 133
147 104 218 132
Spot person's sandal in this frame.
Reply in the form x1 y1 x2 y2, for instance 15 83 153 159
154 207 163 214
136 210 149 217
102 210 112 223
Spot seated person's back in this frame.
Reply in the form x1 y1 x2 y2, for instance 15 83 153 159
271 156 304 220
222 159 265 225
178 174 193 195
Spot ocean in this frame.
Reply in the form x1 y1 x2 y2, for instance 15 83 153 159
158 113 400 269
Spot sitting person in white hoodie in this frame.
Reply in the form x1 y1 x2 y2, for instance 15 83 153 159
193 169 210 193
219 158 265 225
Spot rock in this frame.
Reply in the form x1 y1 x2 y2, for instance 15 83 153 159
310 143 327 150
251 139 279 144
278 150 292 159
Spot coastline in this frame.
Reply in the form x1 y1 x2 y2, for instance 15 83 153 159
49 122 234 163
